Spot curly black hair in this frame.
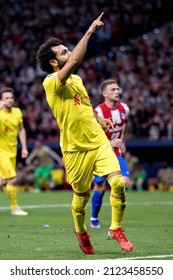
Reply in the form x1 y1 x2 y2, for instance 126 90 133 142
36 37 62 73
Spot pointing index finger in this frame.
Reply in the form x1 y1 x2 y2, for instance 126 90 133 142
97 12 104 21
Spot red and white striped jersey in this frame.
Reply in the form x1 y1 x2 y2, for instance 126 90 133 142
94 102 129 156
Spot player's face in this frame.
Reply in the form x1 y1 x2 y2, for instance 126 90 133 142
1 92 14 108
103 83 120 102
51 45 71 68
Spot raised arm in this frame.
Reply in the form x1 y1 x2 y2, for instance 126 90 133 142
59 12 104 84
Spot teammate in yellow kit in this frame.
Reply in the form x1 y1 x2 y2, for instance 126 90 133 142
36 12 133 254
0 87 28 215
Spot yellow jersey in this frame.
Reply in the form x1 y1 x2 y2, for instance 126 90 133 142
0 107 23 157
43 73 108 152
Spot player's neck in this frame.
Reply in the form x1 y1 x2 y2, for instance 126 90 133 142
4 107 12 113
105 100 117 109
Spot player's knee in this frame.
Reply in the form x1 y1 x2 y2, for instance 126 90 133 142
74 189 91 197
94 182 106 193
108 174 125 195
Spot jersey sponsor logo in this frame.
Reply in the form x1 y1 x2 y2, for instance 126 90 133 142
74 94 80 105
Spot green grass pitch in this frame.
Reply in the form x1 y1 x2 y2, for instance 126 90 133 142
0 190 173 260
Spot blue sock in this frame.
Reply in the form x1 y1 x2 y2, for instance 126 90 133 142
91 190 105 219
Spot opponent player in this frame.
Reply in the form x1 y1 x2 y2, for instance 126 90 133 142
0 87 28 215
36 12 133 254
90 79 130 228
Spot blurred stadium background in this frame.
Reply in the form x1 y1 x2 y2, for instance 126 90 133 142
1 0 173 190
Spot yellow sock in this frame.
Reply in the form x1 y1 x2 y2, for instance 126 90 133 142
5 184 18 210
71 193 90 234
108 175 127 230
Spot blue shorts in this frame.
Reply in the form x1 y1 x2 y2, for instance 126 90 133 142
92 155 130 184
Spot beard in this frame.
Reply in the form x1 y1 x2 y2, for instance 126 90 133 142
58 60 67 69
5 104 13 110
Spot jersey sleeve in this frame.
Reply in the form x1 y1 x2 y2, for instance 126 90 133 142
93 105 104 119
18 108 23 126
43 72 63 94
94 107 99 115
122 103 130 119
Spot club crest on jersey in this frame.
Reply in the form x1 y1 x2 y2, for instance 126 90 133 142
120 112 125 119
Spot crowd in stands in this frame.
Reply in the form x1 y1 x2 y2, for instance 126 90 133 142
1 0 173 142
145 160 173 192
16 138 68 192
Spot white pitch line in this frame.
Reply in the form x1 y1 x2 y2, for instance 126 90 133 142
0 203 71 211
0 200 173 211
110 254 173 260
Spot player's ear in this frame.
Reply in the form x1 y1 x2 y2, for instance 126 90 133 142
102 91 106 98
49 59 59 67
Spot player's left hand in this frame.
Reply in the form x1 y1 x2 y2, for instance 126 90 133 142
110 139 126 154
21 148 29 158
98 117 114 131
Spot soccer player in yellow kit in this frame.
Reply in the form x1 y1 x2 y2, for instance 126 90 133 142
36 12 133 254
0 87 28 215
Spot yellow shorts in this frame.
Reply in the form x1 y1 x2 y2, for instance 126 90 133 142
63 142 120 193
0 154 16 179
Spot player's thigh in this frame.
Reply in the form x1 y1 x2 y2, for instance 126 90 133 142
0 155 16 179
63 149 97 193
94 143 120 176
